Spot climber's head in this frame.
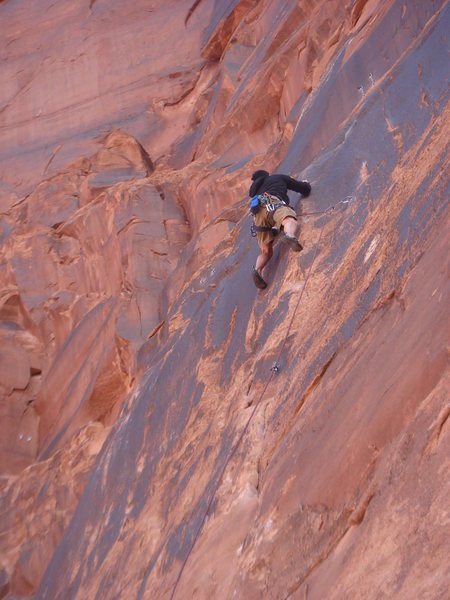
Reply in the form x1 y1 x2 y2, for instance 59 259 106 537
251 170 269 181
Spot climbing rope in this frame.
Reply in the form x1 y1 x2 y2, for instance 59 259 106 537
169 196 353 599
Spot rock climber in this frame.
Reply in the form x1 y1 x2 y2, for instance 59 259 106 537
249 170 311 289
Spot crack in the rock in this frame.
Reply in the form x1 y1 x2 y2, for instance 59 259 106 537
147 320 165 341
284 522 349 598
185 0 203 27
264 351 337 470
437 406 450 440
162 69 203 108
348 491 375 526
284 492 376 599
43 144 62 175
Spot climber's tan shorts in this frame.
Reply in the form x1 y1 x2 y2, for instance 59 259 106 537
253 204 297 248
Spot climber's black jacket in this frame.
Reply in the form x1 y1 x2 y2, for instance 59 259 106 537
249 171 311 205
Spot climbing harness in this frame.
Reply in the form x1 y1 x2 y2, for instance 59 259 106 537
169 195 354 600
249 193 288 238
263 193 288 216
249 192 288 217
250 224 279 237
250 195 353 237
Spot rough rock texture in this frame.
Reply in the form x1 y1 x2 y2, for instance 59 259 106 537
0 128 190 473
0 0 449 599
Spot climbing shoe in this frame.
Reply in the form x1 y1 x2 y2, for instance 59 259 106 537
252 268 267 289
281 233 303 252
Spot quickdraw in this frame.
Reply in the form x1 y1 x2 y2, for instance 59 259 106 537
261 193 287 215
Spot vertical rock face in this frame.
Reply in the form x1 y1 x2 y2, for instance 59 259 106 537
0 0 449 599
0 128 190 473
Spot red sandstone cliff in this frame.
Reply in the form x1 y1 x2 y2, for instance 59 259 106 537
0 0 449 598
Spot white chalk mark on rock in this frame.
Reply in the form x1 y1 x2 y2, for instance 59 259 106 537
364 236 379 263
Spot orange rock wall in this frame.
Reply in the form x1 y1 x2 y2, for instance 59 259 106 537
0 0 449 598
